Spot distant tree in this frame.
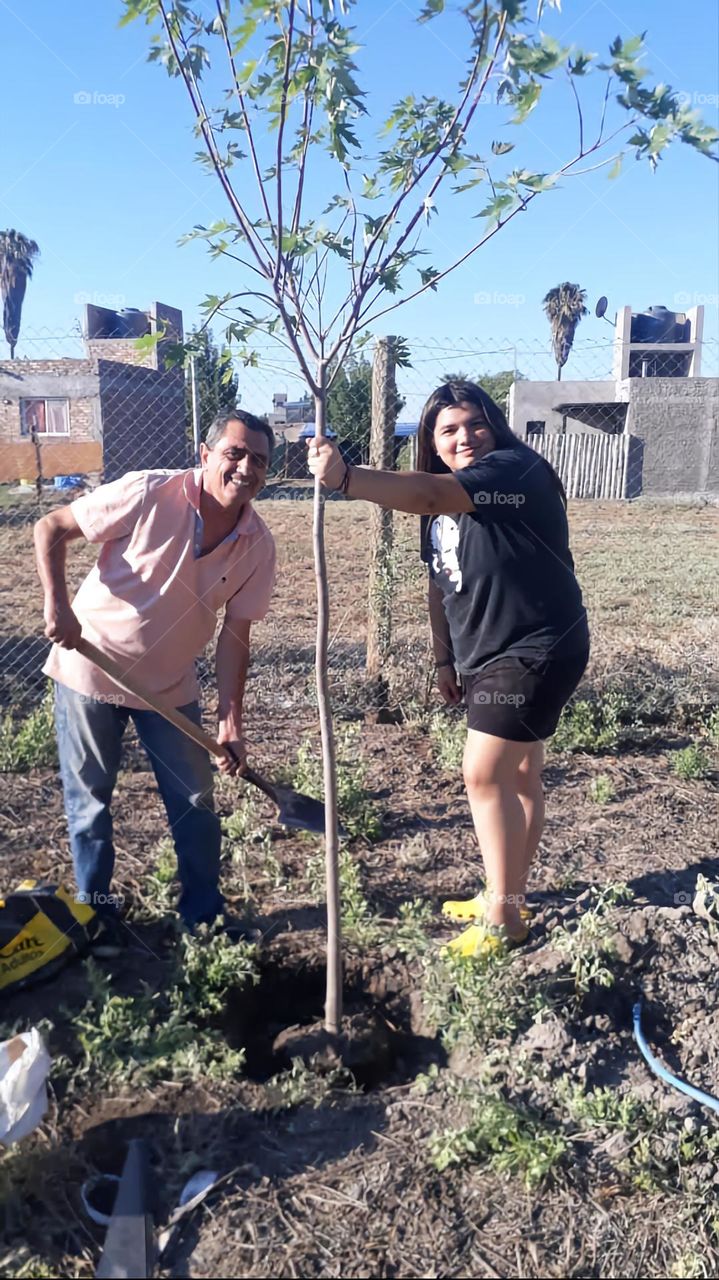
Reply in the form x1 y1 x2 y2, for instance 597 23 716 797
0 230 39 358
185 328 240 442
442 368 525 413
327 354 404 455
543 283 588 380
479 368 526 411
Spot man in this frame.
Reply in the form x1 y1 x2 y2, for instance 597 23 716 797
34 409 276 943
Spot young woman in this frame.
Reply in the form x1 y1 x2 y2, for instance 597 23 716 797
308 381 589 956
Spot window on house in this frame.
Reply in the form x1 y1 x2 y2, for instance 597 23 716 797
20 399 70 437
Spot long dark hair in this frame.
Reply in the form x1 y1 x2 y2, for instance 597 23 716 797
417 378 566 502
417 380 519 474
417 380 566 566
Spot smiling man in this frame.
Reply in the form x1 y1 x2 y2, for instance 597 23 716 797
33 410 276 944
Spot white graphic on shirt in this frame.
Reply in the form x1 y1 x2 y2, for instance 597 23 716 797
430 515 462 593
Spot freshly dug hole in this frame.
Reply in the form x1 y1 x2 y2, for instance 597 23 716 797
228 954 444 1088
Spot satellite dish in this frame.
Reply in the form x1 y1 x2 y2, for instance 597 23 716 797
595 296 608 319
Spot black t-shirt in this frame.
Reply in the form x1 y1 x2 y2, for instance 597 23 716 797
422 444 589 674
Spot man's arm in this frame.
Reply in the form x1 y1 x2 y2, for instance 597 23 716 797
34 507 85 648
215 617 252 775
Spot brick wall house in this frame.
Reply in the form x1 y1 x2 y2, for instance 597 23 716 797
0 302 188 483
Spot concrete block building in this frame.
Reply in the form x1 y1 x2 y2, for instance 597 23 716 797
0 301 187 483
508 305 718 498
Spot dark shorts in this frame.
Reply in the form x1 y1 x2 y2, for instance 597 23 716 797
463 652 589 742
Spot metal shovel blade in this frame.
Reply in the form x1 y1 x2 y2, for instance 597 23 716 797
242 765 333 835
272 785 328 834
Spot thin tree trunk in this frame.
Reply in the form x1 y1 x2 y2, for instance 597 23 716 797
313 362 342 1035
366 337 397 703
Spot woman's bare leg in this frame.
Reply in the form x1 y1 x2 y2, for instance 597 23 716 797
462 729 529 934
516 741 545 901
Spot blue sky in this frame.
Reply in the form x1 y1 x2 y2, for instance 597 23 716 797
1 0 717 400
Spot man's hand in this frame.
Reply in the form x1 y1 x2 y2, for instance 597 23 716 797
44 601 82 649
217 723 247 776
437 663 462 706
306 437 346 490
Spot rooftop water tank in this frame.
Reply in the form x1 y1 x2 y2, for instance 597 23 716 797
116 308 150 338
630 306 690 344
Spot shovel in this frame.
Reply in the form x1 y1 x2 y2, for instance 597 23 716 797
75 638 329 835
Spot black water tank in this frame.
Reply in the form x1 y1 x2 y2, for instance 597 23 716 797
630 306 689 344
116 308 150 338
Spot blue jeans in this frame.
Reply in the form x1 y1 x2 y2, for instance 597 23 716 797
54 681 223 927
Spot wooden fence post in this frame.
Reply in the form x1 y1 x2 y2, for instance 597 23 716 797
366 337 398 705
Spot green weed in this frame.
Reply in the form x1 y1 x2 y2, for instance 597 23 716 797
551 882 633 997
430 1091 566 1188
670 745 711 781
588 773 616 804
294 725 381 841
138 838 177 920
307 847 381 946
0 688 57 772
429 712 465 771
550 692 628 755
176 925 259 1019
703 708 719 747
394 898 433 959
265 1056 357 1110
64 934 257 1089
422 949 550 1050
558 1080 649 1131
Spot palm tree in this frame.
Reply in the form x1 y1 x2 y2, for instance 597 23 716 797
0 230 40 358
542 282 588 381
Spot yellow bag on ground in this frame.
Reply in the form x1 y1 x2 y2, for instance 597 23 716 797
0 881 98 996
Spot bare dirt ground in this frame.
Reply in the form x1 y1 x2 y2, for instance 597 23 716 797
1 495 718 1279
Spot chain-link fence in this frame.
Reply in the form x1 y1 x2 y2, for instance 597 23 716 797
1 325 717 712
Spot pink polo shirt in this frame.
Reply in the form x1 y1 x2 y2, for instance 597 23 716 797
44 468 276 708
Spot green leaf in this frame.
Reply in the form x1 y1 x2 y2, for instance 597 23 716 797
568 51 595 76
477 193 516 222
418 0 445 19
608 154 623 180
510 82 542 124
419 266 440 291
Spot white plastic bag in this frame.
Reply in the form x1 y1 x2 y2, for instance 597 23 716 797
0 1028 51 1146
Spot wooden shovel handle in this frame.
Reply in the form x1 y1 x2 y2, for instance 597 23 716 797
76 637 227 761
75 637 278 804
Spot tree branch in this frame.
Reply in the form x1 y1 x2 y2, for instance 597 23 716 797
290 0 316 237
322 7 505 360
597 76 612 146
214 0 274 227
567 68 584 154
357 5 504 294
274 0 297 289
157 2 273 279
360 124 635 326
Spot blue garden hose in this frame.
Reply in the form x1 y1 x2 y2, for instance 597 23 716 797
633 1000 719 1115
